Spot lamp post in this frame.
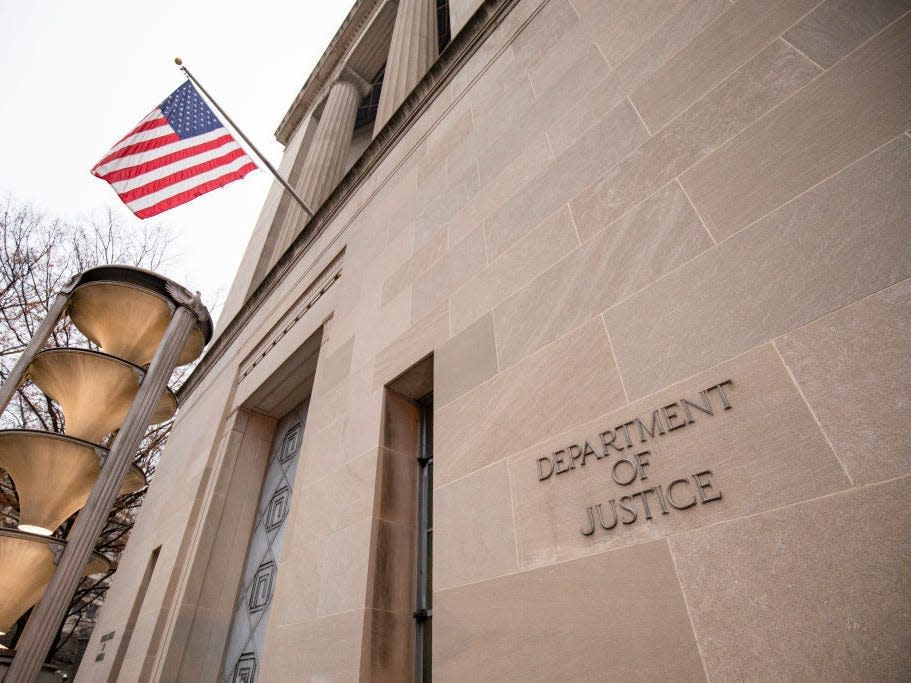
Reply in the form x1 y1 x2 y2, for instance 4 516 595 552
0 266 211 682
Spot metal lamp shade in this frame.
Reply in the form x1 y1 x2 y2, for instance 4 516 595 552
0 430 146 535
0 529 110 634
68 281 206 367
27 349 177 444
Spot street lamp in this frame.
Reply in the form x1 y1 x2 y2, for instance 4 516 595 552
0 265 211 681
0 431 145 536
27 349 177 443
0 529 111 637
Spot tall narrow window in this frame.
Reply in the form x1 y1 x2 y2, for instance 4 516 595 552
221 402 308 682
414 394 433 681
436 0 451 52
354 64 386 130
107 546 160 679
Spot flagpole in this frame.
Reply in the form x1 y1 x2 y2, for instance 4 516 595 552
175 58 315 218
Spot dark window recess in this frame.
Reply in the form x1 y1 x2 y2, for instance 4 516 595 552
437 0 451 53
357 3 448 132
354 64 386 130
414 394 433 682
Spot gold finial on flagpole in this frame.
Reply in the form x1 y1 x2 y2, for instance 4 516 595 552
174 57 183 66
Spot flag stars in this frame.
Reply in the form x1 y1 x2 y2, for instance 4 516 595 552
159 81 223 139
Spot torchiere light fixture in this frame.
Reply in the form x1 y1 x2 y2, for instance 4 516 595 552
0 265 211 681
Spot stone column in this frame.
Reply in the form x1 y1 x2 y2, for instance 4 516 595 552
299 76 365 212
374 0 439 135
276 75 365 255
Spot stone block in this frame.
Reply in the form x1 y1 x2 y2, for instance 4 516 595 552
434 312 499 406
314 335 354 393
450 204 579 334
434 461 518 589
414 162 481 248
416 106 474 183
681 12 911 241
373 302 449 390
783 0 911 69
484 99 648 260
574 0 691 68
381 227 447 306
496 180 710 369
572 39 820 240
350 285 412 371
670 476 911 681
364 519 415 613
507 344 849 567
411 227 486 323
605 136 911 399
528 26 604 97
377 446 418 527
777 278 911 485
630 0 821 131
448 135 552 247
511 0 579 73
469 56 537 147
260 610 363 681
292 449 379 546
435 318 625 486
298 416 345 481
315 519 373 616
477 42 609 186
360 608 413 680
341 371 385 461
434 539 705 680
265 534 320 627
548 0 732 155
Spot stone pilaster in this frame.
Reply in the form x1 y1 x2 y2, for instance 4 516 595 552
374 0 439 135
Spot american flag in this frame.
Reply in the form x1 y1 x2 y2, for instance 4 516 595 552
91 81 257 218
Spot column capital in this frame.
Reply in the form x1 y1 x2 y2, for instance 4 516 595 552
339 65 373 98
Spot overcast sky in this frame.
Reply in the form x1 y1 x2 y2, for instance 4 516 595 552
0 1 353 326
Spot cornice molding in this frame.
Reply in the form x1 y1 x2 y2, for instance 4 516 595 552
275 0 385 145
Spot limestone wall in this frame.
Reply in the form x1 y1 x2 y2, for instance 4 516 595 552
78 0 911 680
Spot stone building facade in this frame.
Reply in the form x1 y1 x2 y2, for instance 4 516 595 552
77 0 911 680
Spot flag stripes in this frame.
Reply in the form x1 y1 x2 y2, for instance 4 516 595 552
133 160 257 218
92 81 256 218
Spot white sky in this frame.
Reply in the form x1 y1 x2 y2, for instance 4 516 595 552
0 1 353 327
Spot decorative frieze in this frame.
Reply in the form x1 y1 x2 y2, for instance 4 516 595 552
238 251 344 380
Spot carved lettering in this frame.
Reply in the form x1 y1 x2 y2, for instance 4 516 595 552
537 456 554 481
553 449 569 475
636 411 666 442
579 472 724 536
618 496 637 525
536 379 736 483
611 458 638 486
580 441 599 466
567 444 583 470
693 470 723 503
711 379 734 409
667 479 696 510
681 391 714 423
662 402 687 431
599 429 622 455
596 501 618 530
